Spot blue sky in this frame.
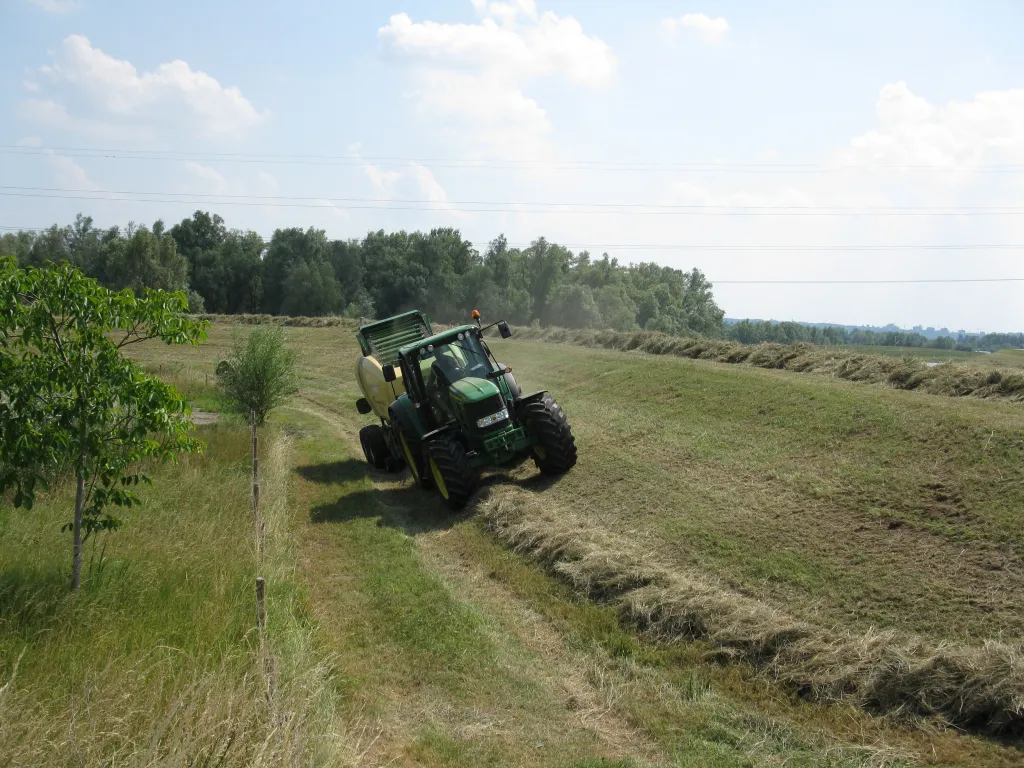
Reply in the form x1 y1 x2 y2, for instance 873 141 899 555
4 0 1024 331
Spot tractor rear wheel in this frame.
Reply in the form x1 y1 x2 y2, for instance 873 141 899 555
424 437 477 510
359 425 389 470
521 395 578 475
396 423 432 489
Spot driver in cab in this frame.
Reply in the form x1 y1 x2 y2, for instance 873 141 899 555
423 346 465 418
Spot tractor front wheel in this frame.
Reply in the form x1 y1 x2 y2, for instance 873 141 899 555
359 425 389 470
521 395 578 475
424 437 477 510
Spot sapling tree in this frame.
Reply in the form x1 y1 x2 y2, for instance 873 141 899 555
216 324 298 425
0 258 208 590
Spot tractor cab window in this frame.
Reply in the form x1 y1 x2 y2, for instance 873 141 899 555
418 332 492 397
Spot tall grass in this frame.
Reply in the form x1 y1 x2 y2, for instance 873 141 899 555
0 426 351 766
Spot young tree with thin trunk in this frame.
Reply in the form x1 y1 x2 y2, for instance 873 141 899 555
0 258 207 590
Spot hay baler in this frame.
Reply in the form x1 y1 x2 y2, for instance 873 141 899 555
354 310 576 509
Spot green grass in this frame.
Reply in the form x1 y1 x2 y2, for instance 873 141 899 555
0 425 348 766
132 320 1024 763
288 416 914 766
486 341 1024 643
8 318 1023 766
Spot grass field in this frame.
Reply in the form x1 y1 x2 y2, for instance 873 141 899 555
3 318 1023 766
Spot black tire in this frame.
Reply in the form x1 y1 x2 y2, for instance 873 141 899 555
394 420 432 489
359 425 389 470
520 395 578 475
424 437 477 510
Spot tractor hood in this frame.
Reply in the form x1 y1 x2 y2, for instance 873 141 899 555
448 376 500 404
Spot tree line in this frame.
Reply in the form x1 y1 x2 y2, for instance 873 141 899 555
723 319 1022 352
0 211 725 335
4 212 1019 352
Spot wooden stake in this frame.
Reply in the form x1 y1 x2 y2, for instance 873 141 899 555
256 576 267 633
251 409 262 559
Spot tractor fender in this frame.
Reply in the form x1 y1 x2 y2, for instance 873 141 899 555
513 391 548 424
388 395 425 439
514 390 548 408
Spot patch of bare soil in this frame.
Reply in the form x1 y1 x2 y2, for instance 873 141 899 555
191 410 219 425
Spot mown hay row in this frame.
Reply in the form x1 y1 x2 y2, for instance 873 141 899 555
195 313 360 329
478 486 1024 738
506 327 1024 403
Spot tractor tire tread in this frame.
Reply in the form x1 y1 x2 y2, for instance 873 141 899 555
521 395 578 475
425 437 477 510
359 424 389 470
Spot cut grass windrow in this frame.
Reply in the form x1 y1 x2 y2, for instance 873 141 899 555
506 327 1024 403
479 485 1024 739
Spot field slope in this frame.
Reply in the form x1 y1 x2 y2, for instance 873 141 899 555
5 319 1024 766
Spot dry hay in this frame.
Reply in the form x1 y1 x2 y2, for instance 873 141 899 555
478 486 1024 738
505 327 1024 403
194 313 359 329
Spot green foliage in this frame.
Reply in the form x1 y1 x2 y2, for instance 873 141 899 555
280 260 341 316
5 213 729 338
216 325 298 425
0 258 208 589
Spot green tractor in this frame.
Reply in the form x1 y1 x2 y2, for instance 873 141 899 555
354 309 576 509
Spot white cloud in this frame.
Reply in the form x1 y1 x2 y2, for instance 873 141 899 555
40 148 98 190
23 80 40 93
470 0 538 26
16 135 42 147
409 163 449 205
363 164 403 197
379 4 614 157
22 35 268 141
28 0 80 13
661 13 730 44
184 162 230 195
839 81 1024 171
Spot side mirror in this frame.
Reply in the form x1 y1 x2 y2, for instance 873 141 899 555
497 320 512 339
382 364 397 383
356 397 372 415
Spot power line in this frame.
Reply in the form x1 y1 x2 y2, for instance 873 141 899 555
7 189 1024 218
5 146 1024 173
3 185 1024 215
4 223 1021 283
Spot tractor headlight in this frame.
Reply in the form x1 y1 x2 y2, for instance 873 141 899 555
476 407 509 429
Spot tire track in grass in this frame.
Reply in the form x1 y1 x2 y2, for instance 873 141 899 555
286 400 665 766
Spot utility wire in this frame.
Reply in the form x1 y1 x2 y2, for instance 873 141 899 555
5 146 1024 172
7 190 1024 217
4 224 1022 283
3 185 1024 215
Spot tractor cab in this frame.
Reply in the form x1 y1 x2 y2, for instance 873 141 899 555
385 323 516 437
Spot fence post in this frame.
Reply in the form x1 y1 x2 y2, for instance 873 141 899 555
250 409 263 555
256 576 267 633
